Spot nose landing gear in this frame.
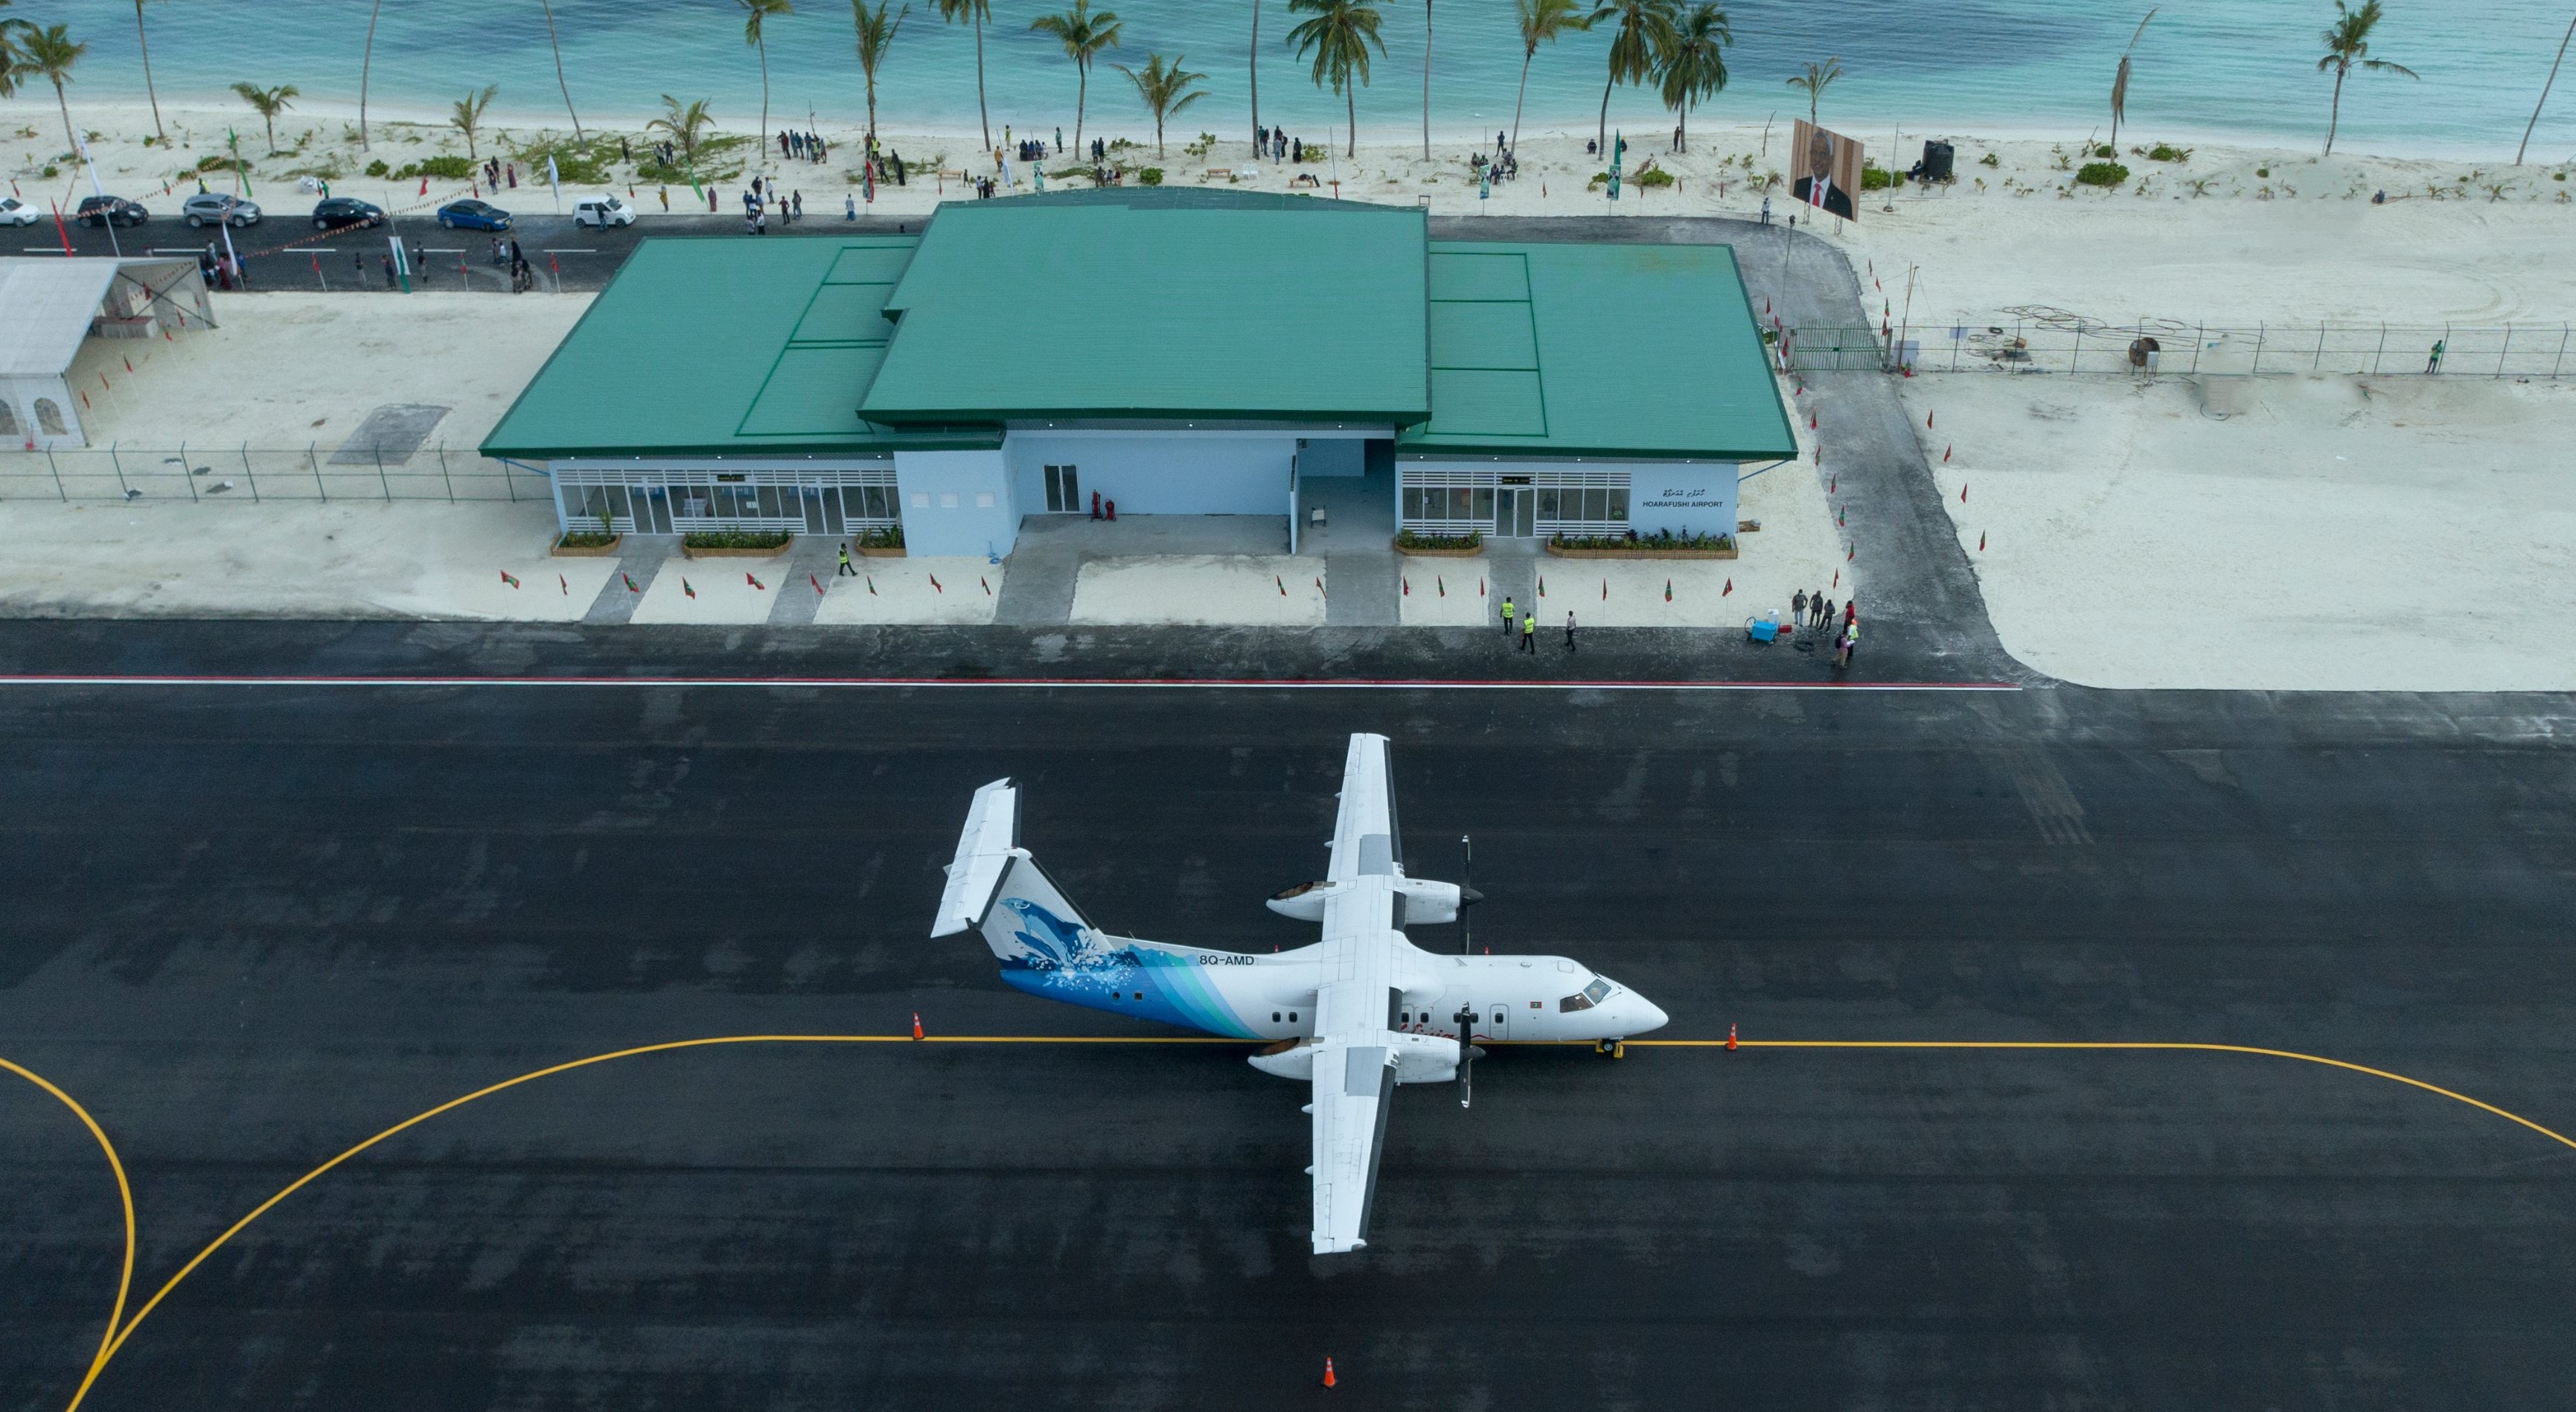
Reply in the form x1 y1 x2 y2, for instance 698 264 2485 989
1594 1038 1626 1059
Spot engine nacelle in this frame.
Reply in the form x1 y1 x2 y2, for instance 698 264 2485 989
1247 1038 1321 1081
1265 880 1333 921
1246 1032 1462 1084
1393 878 1463 925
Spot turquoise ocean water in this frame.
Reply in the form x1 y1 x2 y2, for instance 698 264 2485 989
19 0 2576 159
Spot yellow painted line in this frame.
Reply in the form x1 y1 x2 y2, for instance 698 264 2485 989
48 1030 2576 1411
1 1057 135 1408
1631 1038 2576 1154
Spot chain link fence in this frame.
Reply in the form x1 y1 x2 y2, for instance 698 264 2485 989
0 443 550 505
1783 313 2576 379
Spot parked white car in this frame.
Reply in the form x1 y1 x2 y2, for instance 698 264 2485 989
0 197 41 227
573 195 635 229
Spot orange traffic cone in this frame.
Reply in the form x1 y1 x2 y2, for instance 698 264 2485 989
1322 1358 1337 1389
911 1012 924 1040
1727 1022 1739 1051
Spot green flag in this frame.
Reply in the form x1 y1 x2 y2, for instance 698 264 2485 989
1608 130 1623 201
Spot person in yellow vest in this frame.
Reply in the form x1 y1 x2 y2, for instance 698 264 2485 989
1500 595 1516 638
1521 611 1538 654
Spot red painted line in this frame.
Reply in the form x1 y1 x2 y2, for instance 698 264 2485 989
0 674 2022 691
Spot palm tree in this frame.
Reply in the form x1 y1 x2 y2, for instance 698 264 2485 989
358 0 383 148
1116 51 1207 156
0 2 23 102
451 83 498 161
132 0 167 144
1030 0 1123 158
648 93 717 170
18 23 87 159
1510 0 1600 152
540 0 584 142
1786 54 1840 129
1596 0 1678 159
2519 11 2576 164
230 81 298 153
1249 0 1262 151
934 0 992 153
738 0 796 163
2317 0 2414 155
2109 8 2156 153
851 1 907 142
1658 2 1728 151
1288 0 1385 157
1420 0 1432 160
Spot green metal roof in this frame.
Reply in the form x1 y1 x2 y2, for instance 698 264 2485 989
857 190 1429 426
1399 240 1797 462
481 235 997 460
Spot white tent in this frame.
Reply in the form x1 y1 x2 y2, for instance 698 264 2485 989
0 257 213 448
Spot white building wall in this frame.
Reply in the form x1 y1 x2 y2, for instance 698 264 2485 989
1629 461 1740 538
1006 431 1298 517
894 448 1016 558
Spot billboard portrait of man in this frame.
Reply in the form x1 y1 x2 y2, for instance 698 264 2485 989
1789 119 1862 223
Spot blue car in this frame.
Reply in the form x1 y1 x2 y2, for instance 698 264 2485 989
436 199 512 231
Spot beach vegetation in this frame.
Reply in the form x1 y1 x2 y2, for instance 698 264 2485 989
736 0 796 161
1117 53 1207 157
2049 144 2072 170
450 83 499 161
1658 2 1731 152
1599 0 1681 159
2108 7 2155 152
1784 54 1840 131
2147 142 2190 162
933 0 994 150
1859 163 1893 191
1288 0 1385 158
2185 176 2216 197
851 1 907 143
1634 164 1675 188
2091 144 2115 158
2255 165 2270 176
1136 166 1163 184
857 523 904 549
364 158 389 177
397 154 476 182
2076 160 2129 187
14 23 88 160
229 82 298 153
1032 0 1124 159
2316 0 2416 156
1978 151 1999 167
646 95 720 175
1511 0 1599 153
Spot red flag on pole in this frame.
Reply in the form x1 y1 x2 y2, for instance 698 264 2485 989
683 578 697 598
500 570 520 588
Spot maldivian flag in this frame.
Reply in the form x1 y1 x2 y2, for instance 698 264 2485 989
683 578 697 598
746 572 766 590
499 570 520 588
622 571 640 592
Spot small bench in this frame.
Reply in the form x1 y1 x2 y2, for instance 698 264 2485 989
1201 167 1233 181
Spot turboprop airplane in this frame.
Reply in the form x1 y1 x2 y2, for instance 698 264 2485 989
930 732 1669 1254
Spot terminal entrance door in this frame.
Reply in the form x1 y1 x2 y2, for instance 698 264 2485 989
1494 486 1535 537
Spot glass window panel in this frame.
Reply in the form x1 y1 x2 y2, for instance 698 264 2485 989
1537 488 1561 520
757 485 784 519
1582 488 1604 521
1606 488 1629 522
1400 488 1425 520
1471 488 1495 522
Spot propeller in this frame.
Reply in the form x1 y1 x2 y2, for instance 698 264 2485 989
1454 1003 1483 1108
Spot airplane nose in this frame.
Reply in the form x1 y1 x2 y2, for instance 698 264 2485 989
1632 996 1670 1034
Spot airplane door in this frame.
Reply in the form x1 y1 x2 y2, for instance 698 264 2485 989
1486 1002 1509 1040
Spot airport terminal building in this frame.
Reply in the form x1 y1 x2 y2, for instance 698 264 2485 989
482 191 1794 556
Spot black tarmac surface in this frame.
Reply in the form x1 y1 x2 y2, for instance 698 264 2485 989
3 628 2572 1410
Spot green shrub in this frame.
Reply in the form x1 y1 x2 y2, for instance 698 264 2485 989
509 139 610 186
557 531 617 549
683 529 793 550
394 155 476 180
1550 529 1732 552
1860 164 1897 191
2075 161 2130 188
1137 167 1163 185
1634 167 1675 188
857 523 904 549
2147 143 2191 162
1395 528 1481 552
2091 143 2116 159
364 158 389 177
1978 151 2000 167
2255 166 2270 178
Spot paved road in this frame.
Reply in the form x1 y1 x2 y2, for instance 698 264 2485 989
1 657 2570 1410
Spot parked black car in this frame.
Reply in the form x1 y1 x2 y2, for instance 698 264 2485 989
310 197 386 231
74 195 150 228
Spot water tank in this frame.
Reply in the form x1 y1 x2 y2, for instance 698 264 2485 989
1920 140 1955 183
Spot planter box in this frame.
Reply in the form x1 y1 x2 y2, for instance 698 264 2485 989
550 534 622 558
1545 542 1737 560
855 544 907 558
682 541 792 560
1393 539 1483 558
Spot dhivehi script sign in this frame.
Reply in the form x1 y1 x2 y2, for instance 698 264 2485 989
1635 470 1736 537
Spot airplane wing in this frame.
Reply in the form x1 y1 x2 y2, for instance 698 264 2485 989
1324 732 1400 882
1309 1033 1396 1254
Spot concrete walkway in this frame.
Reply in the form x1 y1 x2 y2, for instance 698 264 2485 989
581 537 674 624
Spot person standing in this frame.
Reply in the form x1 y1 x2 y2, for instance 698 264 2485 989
353 249 365 285
659 185 670 211
1564 610 1578 652
1819 597 1836 631
1500 595 1516 639
791 190 803 222
837 543 857 576
846 193 857 220
2426 339 2445 374
1521 612 1538 654
1837 617 1858 668
1793 589 1808 628
381 252 397 290
1761 194 1771 226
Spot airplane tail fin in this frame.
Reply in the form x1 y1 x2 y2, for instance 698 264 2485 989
930 779 1108 967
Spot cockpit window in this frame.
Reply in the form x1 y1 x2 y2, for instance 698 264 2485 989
1558 977 1617 1013
1582 977 1614 1003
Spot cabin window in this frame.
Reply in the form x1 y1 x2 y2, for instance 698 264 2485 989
1272 1012 1281 1022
